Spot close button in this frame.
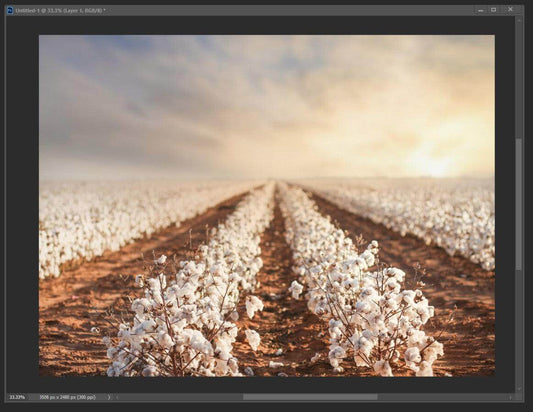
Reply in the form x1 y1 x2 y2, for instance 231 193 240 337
503 5 523 13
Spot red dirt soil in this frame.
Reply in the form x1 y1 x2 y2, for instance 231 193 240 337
232 201 332 376
39 188 495 377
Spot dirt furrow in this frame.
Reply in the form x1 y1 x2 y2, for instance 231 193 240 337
38 190 250 376
309 191 495 376
232 199 333 376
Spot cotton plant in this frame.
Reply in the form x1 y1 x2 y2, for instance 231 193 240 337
105 257 243 377
278 183 444 376
326 266 444 376
105 183 275 376
278 182 377 321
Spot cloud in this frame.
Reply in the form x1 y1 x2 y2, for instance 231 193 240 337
39 35 494 180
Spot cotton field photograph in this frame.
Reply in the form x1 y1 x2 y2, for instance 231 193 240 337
39 35 495 377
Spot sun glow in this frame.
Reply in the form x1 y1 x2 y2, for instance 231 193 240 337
411 155 453 178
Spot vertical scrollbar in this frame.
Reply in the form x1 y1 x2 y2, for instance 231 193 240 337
515 15 524 270
514 13 524 400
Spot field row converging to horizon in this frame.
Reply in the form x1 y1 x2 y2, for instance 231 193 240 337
39 177 494 279
38 179 494 377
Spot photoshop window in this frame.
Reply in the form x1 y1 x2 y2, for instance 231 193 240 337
2 0 527 407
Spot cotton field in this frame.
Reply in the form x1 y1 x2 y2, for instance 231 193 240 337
40 179 495 377
299 178 495 270
39 180 258 279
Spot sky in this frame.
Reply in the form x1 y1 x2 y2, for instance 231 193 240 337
39 35 494 180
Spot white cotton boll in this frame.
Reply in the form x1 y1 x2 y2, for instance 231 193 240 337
329 319 343 330
310 266 321 275
417 306 431 324
360 286 378 299
184 329 214 356
215 359 229 375
215 341 232 362
343 278 359 290
157 332 174 349
142 365 159 377
269 361 284 368
245 296 264 319
146 277 161 293
401 290 416 305
314 303 326 316
244 366 254 376
201 367 216 377
210 264 223 276
415 361 433 376
373 360 393 377
274 348 283 356
175 282 196 299
140 319 156 333
310 353 321 363
165 284 181 301
361 250 376 268
228 358 239 375
131 298 151 315
102 336 112 347
329 326 343 341
288 280 304 299
385 279 401 293
355 336 374 359
405 347 421 363
135 274 144 288
406 329 426 347
384 267 405 282
251 295 264 310
422 341 444 364
372 317 386 334
245 329 261 351
106 347 118 359
151 291 163 306
404 347 421 372
328 345 346 368
249 259 261 274
155 255 167 265
355 301 371 314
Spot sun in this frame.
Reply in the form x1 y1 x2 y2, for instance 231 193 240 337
412 155 453 177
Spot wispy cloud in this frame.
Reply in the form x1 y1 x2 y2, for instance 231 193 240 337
39 35 494 179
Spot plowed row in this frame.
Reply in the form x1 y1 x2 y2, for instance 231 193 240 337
39 188 494 376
